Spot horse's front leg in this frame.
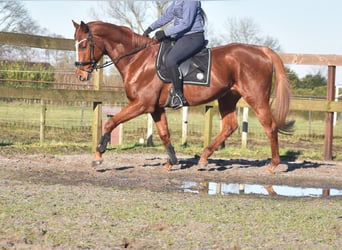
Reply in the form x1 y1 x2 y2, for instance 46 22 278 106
92 132 110 165
92 101 146 166
150 107 178 171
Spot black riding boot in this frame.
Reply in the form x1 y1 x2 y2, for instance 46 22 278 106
169 65 188 109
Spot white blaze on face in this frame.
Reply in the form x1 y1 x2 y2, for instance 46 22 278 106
75 38 87 62
75 41 79 62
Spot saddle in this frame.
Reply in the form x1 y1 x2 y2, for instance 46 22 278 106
156 39 212 86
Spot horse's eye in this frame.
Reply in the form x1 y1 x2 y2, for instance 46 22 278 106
80 45 87 50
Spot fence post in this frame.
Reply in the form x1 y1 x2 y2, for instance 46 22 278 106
92 58 103 153
203 105 213 147
147 114 154 146
241 107 249 148
324 65 336 160
182 106 188 146
40 99 46 145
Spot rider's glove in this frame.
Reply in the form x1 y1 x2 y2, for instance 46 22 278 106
155 30 166 42
143 27 152 37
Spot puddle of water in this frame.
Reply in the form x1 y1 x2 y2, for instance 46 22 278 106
183 181 342 197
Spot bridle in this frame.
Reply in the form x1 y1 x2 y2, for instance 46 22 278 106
74 27 112 73
74 24 158 73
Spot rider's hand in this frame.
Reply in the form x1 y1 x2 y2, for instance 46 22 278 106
143 27 152 37
155 30 167 42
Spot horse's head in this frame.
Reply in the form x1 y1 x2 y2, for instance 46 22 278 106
73 20 104 81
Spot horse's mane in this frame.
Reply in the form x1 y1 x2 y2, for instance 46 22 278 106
87 21 153 48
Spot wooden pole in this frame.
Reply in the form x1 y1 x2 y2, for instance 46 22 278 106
40 99 46 145
203 105 213 147
241 107 249 148
324 65 336 160
147 114 154 146
181 107 188 146
92 102 102 153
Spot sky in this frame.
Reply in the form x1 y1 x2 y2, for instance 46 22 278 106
22 0 342 85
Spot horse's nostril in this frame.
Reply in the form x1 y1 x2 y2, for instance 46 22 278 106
78 74 89 82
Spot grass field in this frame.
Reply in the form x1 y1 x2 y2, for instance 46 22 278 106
1 178 341 249
0 100 341 161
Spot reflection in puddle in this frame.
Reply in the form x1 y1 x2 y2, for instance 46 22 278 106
183 181 342 197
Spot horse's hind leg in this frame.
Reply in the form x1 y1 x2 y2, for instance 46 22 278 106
150 107 178 171
253 106 280 173
198 94 240 167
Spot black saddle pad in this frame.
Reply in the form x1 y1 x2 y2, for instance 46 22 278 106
156 40 211 86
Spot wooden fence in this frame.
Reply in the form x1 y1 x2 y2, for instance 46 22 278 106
1 32 342 159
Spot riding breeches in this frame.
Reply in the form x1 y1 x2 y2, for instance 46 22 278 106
165 32 205 68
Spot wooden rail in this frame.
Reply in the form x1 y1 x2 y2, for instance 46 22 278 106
280 53 342 66
1 31 341 159
1 84 339 113
0 32 74 50
0 86 123 103
236 98 342 112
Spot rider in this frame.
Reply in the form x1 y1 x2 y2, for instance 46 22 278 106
143 0 206 109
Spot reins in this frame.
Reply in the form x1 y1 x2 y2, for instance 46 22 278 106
111 39 157 65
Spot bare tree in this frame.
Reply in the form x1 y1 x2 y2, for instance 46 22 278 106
152 0 170 18
221 17 281 52
0 0 43 34
0 1 35 60
0 0 73 74
90 1 280 52
90 0 169 33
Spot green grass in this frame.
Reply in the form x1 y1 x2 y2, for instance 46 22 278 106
1 100 341 161
0 180 341 249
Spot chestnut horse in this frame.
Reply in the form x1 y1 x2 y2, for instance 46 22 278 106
73 21 293 173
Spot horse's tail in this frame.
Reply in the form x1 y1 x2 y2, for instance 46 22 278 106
262 47 294 134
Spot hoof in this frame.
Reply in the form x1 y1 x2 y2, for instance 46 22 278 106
169 157 178 165
92 160 103 167
163 159 173 171
163 163 172 171
197 162 208 168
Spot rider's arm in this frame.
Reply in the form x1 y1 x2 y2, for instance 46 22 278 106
164 1 199 37
149 3 174 31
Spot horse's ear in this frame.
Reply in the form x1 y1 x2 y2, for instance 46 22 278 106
72 20 79 29
80 21 89 33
